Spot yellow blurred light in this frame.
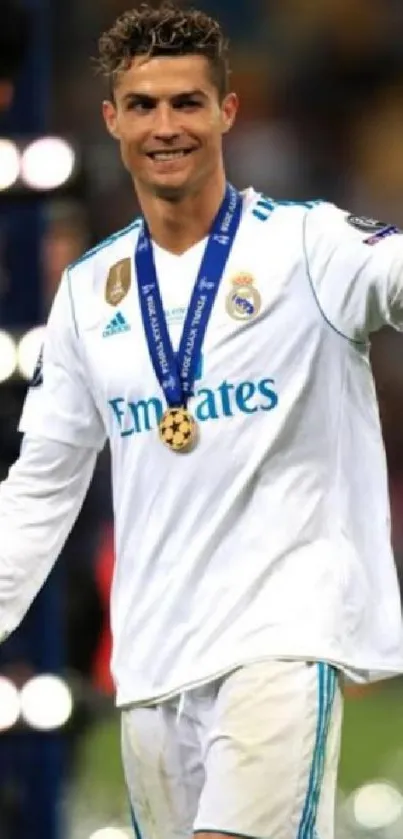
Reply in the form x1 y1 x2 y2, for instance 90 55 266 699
21 137 75 190
0 139 20 190
20 675 73 731
0 331 17 381
17 326 45 380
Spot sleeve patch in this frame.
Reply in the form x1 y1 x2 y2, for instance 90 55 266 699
364 224 401 245
346 214 388 233
346 214 401 245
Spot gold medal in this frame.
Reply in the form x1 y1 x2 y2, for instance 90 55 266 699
158 407 198 453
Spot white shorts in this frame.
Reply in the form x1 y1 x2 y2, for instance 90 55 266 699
121 659 343 839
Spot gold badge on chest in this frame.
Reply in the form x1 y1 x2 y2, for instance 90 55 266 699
225 272 261 321
105 258 131 306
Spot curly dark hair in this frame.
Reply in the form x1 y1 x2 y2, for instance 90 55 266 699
95 2 230 100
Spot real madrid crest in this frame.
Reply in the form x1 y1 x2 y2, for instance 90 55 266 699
105 258 131 306
225 273 261 321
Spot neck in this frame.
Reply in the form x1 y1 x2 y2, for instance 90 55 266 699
135 168 227 255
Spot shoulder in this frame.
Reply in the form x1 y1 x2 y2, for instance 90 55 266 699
244 191 394 264
247 190 324 222
242 189 333 260
256 196 395 253
302 202 402 255
64 216 142 323
68 216 142 277
244 188 328 237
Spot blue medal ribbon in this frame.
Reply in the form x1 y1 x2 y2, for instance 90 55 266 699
135 183 243 408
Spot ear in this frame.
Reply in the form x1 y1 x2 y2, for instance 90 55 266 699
102 99 120 140
220 92 239 135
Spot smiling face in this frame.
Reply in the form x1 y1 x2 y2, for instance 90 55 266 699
102 54 238 202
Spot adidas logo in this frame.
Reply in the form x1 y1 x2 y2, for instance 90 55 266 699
103 311 131 338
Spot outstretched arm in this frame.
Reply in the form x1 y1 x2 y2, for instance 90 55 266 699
0 266 106 640
0 435 97 641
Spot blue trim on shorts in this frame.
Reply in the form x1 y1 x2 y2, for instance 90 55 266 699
130 807 143 839
297 663 336 839
194 831 261 839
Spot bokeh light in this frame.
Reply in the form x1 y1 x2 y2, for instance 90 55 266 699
20 675 73 731
0 331 18 382
0 139 20 190
352 781 403 830
0 677 20 731
17 326 46 381
21 137 75 190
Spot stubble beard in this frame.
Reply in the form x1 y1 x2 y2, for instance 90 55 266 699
150 181 188 203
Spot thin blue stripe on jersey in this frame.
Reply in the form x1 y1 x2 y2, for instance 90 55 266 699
69 216 142 270
302 210 367 347
66 267 79 338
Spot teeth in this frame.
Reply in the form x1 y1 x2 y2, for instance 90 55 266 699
152 151 187 161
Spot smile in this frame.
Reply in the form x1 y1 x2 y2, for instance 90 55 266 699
147 149 194 161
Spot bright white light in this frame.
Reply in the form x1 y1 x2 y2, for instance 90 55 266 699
21 137 75 190
353 781 403 829
89 829 132 839
0 139 20 190
17 326 45 380
0 677 20 730
0 331 17 382
20 675 73 731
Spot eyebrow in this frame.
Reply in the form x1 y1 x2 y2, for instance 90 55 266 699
121 89 208 105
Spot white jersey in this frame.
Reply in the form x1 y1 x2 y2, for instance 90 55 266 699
10 189 403 703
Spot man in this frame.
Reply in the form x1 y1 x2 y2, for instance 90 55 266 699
0 2 403 838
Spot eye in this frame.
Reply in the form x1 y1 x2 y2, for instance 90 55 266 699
125 99 154 113
175 98 203 111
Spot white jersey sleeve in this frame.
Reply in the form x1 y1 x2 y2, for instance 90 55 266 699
303 203 403 340
19 269 106 448
0 435 97 641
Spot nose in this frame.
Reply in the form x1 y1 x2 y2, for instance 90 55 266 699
152 102 180 141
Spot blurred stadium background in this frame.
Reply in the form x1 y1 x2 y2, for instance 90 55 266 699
1 0 403 837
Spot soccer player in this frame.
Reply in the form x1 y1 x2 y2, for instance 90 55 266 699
0 3 403 838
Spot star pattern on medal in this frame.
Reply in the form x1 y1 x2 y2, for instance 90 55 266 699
159 408 196 452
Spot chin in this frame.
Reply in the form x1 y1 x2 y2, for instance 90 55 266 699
151 179 191 202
